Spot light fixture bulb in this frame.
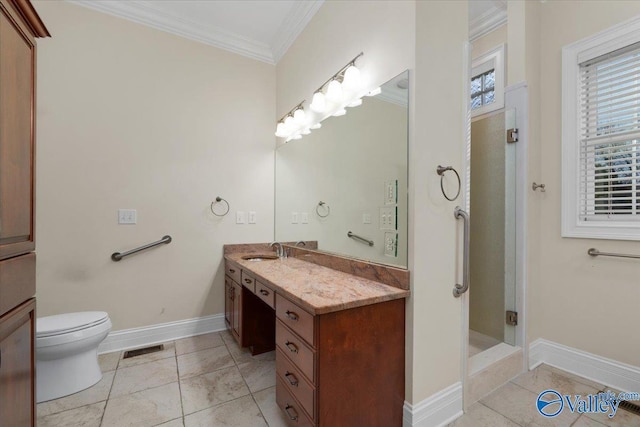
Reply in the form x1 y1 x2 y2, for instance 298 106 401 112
347 98 362 108
302 128 311 135
310 123 322 130
366 87 381 97
326 79 343 103
333 108 347 117
293 108 305 125
284 115 294 132
310 92 326 113
275 122 287 137
342 65 361 90
292 134 302 140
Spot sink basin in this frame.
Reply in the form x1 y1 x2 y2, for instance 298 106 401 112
241 254 279 261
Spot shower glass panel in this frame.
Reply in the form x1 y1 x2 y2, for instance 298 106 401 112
468 109 517 355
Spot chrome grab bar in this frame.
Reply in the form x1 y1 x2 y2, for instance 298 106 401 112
453 207 470 297
111 235 172 261
347 231 374 247
588 248 640 260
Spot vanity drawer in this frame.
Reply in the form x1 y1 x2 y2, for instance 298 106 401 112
276 376 315 427
225 262 241 284
255 280 275 309
276 295 315 346
276 348 315 421
276 320 315 383
0 253 35 318
240 271 256 293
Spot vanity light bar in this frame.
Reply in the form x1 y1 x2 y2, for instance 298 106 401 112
276 51 372 142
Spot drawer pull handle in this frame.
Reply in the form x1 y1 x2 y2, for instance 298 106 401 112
285 371 299 387
229 269 236 273
285 310 299 321
285 341 299 354
259 289 270 296
244 278 253 284
284 404 299 421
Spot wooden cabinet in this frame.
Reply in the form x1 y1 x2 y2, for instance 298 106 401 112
0 298 36 426
231 281 242 341
224 276 233 328
0 2 48 425
275 296 405 426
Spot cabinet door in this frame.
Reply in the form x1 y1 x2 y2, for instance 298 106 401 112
0 2 37 260
224 276 233 328
0 298 35 427
232 282 242 342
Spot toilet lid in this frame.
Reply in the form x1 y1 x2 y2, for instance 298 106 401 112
37 311 110 337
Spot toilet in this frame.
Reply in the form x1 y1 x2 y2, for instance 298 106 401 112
36 311 112 403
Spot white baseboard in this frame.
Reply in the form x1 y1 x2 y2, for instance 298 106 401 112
529 338 640 393
403 382 463 427
98 313 226 354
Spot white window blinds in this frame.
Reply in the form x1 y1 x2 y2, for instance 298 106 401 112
579 42 640 220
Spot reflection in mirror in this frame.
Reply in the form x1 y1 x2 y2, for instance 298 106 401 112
275 70 409 268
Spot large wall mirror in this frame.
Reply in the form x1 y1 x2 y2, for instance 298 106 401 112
275 70 409 268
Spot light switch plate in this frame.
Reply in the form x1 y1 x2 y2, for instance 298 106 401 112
291 212 299 224
236 211 246 224
301 212 309 224
384 180 397 205
384 232 398 257
118 209 137 224
248 211 256 224
379 207 395 230
363 213 372 224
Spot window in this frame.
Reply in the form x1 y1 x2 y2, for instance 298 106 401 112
562 17 640 240
471 44 504 117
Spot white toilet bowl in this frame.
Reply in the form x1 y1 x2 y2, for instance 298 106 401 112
36 311 112 403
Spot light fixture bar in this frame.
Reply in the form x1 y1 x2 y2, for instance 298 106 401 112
277 100 305 125
313 52 364 94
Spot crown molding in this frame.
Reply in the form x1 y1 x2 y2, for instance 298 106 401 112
271 0 324 63
67 0 293 64
469 5 507 42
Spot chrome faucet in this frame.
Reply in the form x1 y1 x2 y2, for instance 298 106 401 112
294 241 306 247
269 241 284 258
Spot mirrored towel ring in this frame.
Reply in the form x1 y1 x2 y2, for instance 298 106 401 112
436 165 461 201
316 201 330 218
210 196 230 217
532 182 546 192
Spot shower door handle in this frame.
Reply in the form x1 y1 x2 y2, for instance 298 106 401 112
453 207 470 298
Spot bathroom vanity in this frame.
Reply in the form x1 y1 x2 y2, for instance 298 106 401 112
224 244 409 427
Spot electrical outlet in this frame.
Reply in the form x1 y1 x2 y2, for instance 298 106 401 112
384 232 398 257
248 211 256 224
291 212 299 224
118 209 137 224
300 212 309 224
379 207 395 230
363 213 372 224
236 211 246 224
384 180 397 205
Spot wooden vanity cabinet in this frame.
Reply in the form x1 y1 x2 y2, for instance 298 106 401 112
0 2 48 426
275 296 405 427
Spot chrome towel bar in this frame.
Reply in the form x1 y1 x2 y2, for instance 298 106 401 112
453 207 470 297
112 235 172 261
347 231 374 247
588 248 640 260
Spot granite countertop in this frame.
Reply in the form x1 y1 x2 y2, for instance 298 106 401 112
225 253 410 315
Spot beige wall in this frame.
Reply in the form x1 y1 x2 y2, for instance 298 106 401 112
529 0 640 366
33 1 276 330
412 0 468 401
472 25 507 61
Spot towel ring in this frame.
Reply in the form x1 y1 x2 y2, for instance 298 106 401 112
436 165 461 201
316 201 330 218
210 196 230 217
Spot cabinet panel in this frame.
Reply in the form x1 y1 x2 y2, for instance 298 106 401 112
276 376 315 427
231 281 242 342
224 276 233 329
0 253 35 317
276 295 315 347
276 320 315 384
0 5 36 259
255 280 275 309
276 348 315 421
225 262 241 284
240 270 255 293
0 298 35 427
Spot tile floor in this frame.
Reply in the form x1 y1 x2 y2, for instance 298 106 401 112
37 330 289 427
37 330 640 427
449 363 640 427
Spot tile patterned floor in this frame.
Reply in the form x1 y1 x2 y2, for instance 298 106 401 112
37 330 289 427
38 331 640 427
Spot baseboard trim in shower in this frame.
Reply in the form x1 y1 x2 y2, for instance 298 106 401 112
97 313 226 354
529 339 640 394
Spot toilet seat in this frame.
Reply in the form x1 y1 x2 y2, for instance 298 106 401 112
37 311 110 338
